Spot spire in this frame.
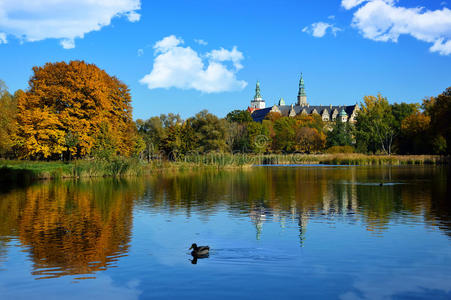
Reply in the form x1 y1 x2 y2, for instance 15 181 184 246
297 73 307 106
250 80 266 109
254 80 262 100
298 73 306 97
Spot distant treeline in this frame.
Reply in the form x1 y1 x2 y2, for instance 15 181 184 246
135 90 451 158
0 60 450 161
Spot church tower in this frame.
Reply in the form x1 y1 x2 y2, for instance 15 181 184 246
297 73 307 106
250 81 266 109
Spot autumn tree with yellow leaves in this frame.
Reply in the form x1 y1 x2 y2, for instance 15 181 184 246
0 80 18 157
16 61 140 159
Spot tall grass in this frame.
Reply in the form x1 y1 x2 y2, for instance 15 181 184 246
174 153 448 167
0 153 447 180
0 157 144 180
319 154 447 165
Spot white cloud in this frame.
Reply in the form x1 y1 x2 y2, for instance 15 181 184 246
339 252 451 299
0 0 141 48
303 22 342 38
0 275 142 300
207 46 244 70
127 11 141 22
341 0 366 10
137 48 144 56
60 38 75 49
342 0 451 55
430 39 451 56
154 35 184 53
0 32 6 44
195 39 208 46
140 35 247 93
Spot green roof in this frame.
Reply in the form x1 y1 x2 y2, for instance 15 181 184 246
254 81 262 99
298 73 306 97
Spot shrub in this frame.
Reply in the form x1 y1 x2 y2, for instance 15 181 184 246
326 145 355 154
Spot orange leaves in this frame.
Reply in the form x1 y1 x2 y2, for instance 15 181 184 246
295 127 326 153
401 112 431 136
17 61 137 159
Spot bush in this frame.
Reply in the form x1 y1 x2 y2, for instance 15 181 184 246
326 146 355 154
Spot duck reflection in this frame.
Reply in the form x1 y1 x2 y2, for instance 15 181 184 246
189 255 209 264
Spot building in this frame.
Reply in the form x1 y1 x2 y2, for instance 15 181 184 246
249 80 266 110
248 74 359 123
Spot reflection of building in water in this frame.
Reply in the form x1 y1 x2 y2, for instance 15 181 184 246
249 206 268 240
298 211 309 247
320 181 358 218
0 182 135 279
294 182 359 246
247 182 360 246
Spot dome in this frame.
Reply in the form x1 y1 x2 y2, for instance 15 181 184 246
339 109 347 116
278 98 285 106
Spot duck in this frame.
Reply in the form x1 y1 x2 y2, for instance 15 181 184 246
189 243 210 257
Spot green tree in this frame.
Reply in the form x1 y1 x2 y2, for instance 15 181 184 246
91 123 117 161
155 113 184 158
355 94 396 154
161 122 184 159
423 87 451 154
391 102 419 130
227 121 249 152
273 117 297 152
136 116 167 161
390 102 420 153
226 110 252 123
326 120 354 148
187 110 228 153
246 121 271 153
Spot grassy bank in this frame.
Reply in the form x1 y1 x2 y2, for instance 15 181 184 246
0 158 144 180
0 154 448 180
179 153 448 166
318 154 448 165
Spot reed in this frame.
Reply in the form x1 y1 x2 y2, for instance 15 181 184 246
0 157 145 179
318 154 447 165
0 154 447 180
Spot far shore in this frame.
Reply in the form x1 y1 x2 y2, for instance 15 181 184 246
0 153 448 181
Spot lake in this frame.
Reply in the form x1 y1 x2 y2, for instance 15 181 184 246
0 165 450 299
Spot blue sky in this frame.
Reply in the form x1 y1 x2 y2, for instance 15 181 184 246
0 0 450 119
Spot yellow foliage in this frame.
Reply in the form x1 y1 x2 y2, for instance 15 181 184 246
0 85 18 155
16 61 138 159
401 112 431 136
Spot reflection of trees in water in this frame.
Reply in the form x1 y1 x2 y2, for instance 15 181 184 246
0 166 449 276
425 167 451 238
0 179 142 279
142 166 451 243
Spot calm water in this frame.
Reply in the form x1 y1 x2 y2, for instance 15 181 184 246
0 166 450 299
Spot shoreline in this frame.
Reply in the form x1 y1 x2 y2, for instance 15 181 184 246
0 154 448 181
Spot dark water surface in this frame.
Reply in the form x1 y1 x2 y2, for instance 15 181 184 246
0 166 450 299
